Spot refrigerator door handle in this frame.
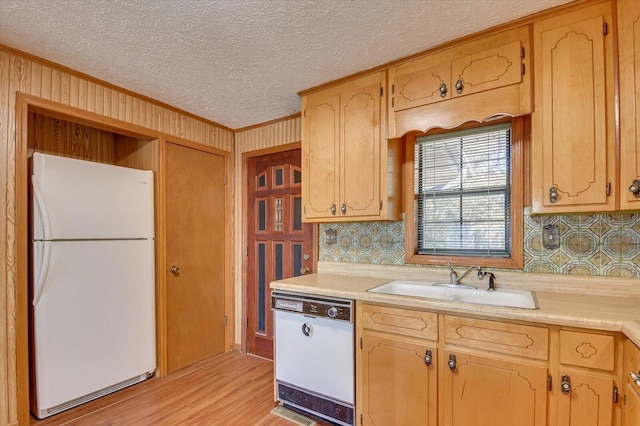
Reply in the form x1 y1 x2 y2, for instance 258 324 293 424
33 241 52 306
32 175 52 240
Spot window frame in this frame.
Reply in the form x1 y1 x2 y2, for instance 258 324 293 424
404 117 524 268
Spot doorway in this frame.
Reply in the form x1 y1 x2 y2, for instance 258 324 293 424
165 141 227 372
245 148 313 359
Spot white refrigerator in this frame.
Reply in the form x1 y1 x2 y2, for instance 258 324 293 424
30 153 156 419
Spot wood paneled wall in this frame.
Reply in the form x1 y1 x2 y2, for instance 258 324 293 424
29 114 116 163
0 46 234 426
232 115 301 345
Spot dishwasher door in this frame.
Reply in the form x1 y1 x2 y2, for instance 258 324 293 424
274 309 354 404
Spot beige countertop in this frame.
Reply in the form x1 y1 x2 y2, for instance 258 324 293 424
271 270 640 347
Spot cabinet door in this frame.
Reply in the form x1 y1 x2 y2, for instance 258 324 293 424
623 385 640 426
618 0 640 210
360 333 437 426
443 350 547 426
301 88 340 219
531 3 615 212
623 339 640 426
339 73 383 218
390 58 451 112
556 370 613 426
450 40 523 98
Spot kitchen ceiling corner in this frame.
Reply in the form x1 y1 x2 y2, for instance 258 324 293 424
0 0 572 129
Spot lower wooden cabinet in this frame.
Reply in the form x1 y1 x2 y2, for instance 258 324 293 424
356 302 626 426
555 370 614 426
442 350 548 426
623 339 640 426
360 333 437 426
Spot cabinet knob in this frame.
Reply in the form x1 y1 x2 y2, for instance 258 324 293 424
448 354 457 371
170 265 180 275
629 179 640 198
439 82 447 97
455 79 463 94
331 204 337 215
549 186 558 204
424 349 432 366
341 203 347 215
560 374 571 395
300 266 310 275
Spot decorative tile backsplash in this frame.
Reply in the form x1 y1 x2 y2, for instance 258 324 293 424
318 208 640 277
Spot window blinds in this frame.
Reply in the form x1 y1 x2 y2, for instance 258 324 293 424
414 122 511 257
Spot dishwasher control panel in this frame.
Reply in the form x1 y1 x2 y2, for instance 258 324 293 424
272 291 352 322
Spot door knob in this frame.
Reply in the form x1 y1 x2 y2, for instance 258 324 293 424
170 265 180 275
300 266 310 275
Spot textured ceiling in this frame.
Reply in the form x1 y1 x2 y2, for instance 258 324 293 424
0 0 572 129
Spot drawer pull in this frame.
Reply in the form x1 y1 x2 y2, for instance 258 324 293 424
561 374 571 395
424 349 432 366
448 354 457 371
631 371 640 387
439 82 447 97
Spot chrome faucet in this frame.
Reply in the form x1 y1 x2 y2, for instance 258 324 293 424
447 262 483 286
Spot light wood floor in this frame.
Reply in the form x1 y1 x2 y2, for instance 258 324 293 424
31 351 316 425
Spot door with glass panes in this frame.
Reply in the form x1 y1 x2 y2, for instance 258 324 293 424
246 148 313 359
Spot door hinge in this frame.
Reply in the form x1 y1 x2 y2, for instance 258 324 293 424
603 22 608 36
224 315 227 326
223 175 227 185
547 375 552 391
391 84 395 94
613 386 619 403
360 413 363 425
380 86 383 97
606 182 611 196
521 63 525 76
521 46 525 59
380 200 383 211
360 337 363 350
392 97 394 108
246 317 249 328
303 109 306 118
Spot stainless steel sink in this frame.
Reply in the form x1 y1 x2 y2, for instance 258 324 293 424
367 280 538 309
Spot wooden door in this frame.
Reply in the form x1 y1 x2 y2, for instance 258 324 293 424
360 333 437 426
618 0 640 210
340 72 383 218
246 149 313 359
556 370 613 426
302 88 340 219
165 142 226 373
442 350 547 426
532 3 615 212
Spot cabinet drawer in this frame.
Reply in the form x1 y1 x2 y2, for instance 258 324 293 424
444 315 549 360
560 330 615 371
361 304 438 341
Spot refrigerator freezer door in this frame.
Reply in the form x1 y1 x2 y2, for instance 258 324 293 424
32 153 154 240
32 239 156 413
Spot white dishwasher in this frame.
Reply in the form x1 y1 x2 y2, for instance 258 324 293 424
272 291 354 426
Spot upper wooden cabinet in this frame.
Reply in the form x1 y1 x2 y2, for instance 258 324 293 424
388 25 532 138
301 71 402 222
531 1 616 213
618 0 640 210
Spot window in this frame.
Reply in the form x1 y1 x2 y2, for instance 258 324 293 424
406 120 523 268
